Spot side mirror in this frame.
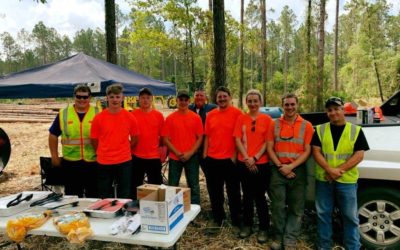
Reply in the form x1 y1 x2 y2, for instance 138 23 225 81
0 127 11 174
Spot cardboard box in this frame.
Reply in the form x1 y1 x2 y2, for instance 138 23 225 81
180 187 191 212
140 187 184 234
137 184 191 212
137 184 159 200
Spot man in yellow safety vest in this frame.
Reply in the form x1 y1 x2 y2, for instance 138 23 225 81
48 84 99 197
311 97 370 250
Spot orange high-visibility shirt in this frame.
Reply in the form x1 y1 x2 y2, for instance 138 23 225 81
131 109 164 159
233 113 273 164
91 109 139 165
267 115 314 163
205 106 242 159
161 111 203 160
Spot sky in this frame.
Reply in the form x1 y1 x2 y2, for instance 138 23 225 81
0 0 399 40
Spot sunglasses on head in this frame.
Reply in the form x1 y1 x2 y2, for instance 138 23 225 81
75 94 90 100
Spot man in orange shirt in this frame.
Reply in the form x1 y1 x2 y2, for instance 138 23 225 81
266 93 314 250
203 86 242 228
162 90 203 204
91 83 139 199
131 88 164 199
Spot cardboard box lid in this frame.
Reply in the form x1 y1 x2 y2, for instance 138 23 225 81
141 187 183 202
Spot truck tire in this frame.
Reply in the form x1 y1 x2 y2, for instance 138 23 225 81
167 96 177 109
358 187 400 249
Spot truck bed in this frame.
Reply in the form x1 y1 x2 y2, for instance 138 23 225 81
300 112 400 127
301 90 400 127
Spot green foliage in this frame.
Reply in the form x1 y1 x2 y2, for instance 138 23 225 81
73 28 105 59
0 23 106 76
1 0 399 110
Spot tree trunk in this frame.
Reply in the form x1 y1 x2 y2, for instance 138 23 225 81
174 54 177 82
366 10 384 102
250 52 254 89
284 47 288 93
307 0 312 55
185 2 196 89
184 29 190 82
306 0 313 110
172 23 178 86
316 0 326 111
161 51 165 81
105 0 117 64
239 0 244 108
260 0 267 104
212 0 226 101
334 0 339 91
207 0 214 92
371 50 384 102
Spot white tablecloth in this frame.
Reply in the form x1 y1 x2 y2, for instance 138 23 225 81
0 201 200 248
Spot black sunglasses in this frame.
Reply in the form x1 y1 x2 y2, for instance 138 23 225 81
75 94 90 100
251 120 256 132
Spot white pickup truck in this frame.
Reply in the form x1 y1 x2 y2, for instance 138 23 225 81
302 91 400 249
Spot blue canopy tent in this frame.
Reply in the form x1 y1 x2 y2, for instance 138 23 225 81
0 53 176 98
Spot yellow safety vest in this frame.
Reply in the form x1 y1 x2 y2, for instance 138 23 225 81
315 122 361 183
59 105 99 162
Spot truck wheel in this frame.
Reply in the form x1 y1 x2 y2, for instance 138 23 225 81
358 187 400 249
167 96 177 109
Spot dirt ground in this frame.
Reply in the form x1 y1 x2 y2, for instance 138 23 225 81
0 102 320 250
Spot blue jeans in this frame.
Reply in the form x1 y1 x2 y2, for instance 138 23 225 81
168 156 200 204
315 181 360 250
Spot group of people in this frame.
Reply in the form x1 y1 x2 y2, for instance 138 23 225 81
49 83 369 250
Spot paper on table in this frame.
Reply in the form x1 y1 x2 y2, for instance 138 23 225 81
110 214 141 235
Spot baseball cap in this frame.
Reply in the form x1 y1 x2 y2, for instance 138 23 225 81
138 87 153 96
177 90 190 98
325 97 344 108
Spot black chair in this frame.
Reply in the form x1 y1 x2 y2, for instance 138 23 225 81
40 157 66 191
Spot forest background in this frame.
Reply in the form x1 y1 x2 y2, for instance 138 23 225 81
1 0 399 111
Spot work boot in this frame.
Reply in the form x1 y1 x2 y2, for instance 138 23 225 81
257 230 268 243
205 220 222 235
231 225 241 236
239 226 252 238
209 220 222 228
270 240 282 250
